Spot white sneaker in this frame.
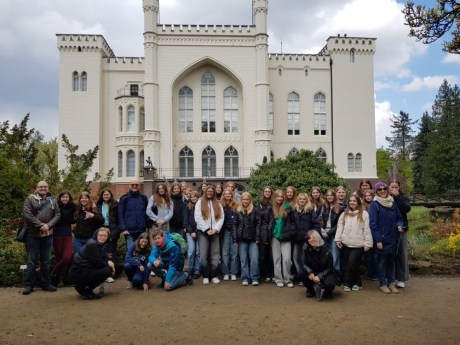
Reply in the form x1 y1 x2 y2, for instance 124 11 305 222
231 275 237 281
265 277 271 282
150 271 156 276
105 277 115 283
203 278 210 285
126 281 133 289
276 282 284 288
242 280 249 286
396 281 406 288
223 274 230 281
286 282 294 288
211 277 221 284
252 281 259 286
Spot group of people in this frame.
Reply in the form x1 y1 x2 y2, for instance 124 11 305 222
21 178 410 301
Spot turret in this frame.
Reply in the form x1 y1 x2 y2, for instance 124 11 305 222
253 0 268 34
143 0 159 33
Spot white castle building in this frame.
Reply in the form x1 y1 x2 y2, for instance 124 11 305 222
57 0 377 191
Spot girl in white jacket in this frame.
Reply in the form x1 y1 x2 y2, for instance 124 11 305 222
335 194 373 291
194 185 224 285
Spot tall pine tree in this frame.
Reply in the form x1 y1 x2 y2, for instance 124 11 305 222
412 112 433 192
385 110 417 160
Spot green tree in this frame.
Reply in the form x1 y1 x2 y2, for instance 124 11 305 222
412 112 433 192
59 134 99 196
0 114 39 220
35 138 60 194
403 1 460 54
419 80 460 193
385 111 417 160
246 149 348 197
376 147 393 180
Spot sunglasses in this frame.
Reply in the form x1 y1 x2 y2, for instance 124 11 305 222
377 187 387 191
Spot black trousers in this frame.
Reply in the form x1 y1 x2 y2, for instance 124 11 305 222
305 271 336 292
69 267 112 292
341 245 364 287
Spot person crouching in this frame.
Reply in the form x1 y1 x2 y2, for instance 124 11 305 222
69 227 115 299
147 228 192 291
302 230 336 301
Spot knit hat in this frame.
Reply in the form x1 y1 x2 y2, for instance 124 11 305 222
374 181 387 192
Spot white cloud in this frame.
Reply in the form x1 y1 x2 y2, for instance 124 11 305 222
375 99 395 148
422 102 432 112
402 75 459 91
442 54 460 64
375 80 399 91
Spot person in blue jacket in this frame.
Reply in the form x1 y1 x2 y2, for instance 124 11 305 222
124 232 152 291
118 180 149 250
368 181 404 294
147 228 192 291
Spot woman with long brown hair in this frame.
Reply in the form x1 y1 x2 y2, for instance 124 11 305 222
194 185 224 285
220 187 239 281
146 183 173 232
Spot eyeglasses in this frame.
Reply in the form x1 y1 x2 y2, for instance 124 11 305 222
97 234 108 237
377 187 387 191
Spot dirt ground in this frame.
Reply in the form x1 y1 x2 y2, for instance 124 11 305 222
1 275 459 345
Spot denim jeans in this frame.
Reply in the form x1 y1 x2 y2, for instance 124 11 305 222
239 241 260 282
220 229 239 276
124 263 150 285
325 236 340 272
125 232 141 251
73 237 90 255
147 262 187 291
186 233 201 275
25 235 53 288
198 231 220 279
377 253 396 286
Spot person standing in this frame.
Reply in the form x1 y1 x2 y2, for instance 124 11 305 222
389 180 411 288
220 187 239 281
22 181 61 295
169 182 186 235
73 192 104 254
146 183 173 233
118 180 149 250
256 186 274 283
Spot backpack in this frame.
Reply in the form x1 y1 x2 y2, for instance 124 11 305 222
170 232 187 256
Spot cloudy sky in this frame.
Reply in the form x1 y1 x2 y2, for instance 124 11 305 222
1 0 459 147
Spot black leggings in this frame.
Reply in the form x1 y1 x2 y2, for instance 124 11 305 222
305 271 336 292
341 246 364 287
69 267 112 292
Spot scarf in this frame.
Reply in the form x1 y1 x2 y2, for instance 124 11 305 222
374 195 394 208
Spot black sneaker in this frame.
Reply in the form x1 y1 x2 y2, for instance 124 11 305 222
186 275 194 286
42 285 57 292
306 289 315 298
22 286 33 295
192 273 201 279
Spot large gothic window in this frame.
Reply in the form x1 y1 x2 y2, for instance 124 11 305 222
202 146 216 177
127 105 135 132
224 146 239 177
179 146 194 178
287 92 300 135
201 72 216 133
126 150 135 177
314 92 326 135
179 86 193 133
223 86 238 133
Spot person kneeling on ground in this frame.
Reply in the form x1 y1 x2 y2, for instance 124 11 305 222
147 228 192 291
301 230 336 301
69 227 115 300
124 232 152 291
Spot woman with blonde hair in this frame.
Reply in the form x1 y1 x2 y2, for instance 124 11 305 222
195 185 224 285
233 192 261 286
73 192 104 254
220 187 239 281
268 189 295 288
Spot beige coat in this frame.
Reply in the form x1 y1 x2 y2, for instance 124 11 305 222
335 210 373 248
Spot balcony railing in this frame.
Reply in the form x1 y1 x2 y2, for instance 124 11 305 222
116 86 144 98
145 167 254 180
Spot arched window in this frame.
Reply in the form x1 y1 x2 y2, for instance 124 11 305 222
80 72 87 91
224 146 239 177
117 151 123 177
350 48 355 63
127 105 135 132
287 92 300 135
278 68 282 76
139 150 144 174
179 146 194 178
179 86 193 133
314 92 326 135
289 147 299 155
223 86 238 133
316 148 327 162
305 69 308 76
268 93 274 134
139 107 145 131
126 150 135 177
355 153 362 172
202 145 216 177
347 153 355 172
201 72 216 133
72 71 79 91
270 150 274 162
118 106 123 132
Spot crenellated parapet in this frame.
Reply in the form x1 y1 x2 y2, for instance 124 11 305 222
158 35 256 47
323 34 376 55
158 24 255 36
56 34 115 58
268 53 330 70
